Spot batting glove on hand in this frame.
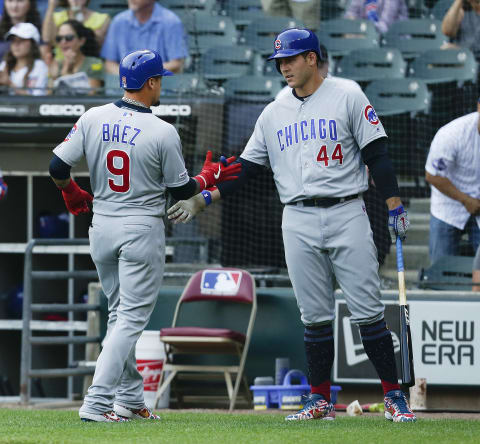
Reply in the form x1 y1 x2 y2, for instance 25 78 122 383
61 180 93 215
167 193 205 224
388 205 409 243
0 177 7 201
193 150 241 191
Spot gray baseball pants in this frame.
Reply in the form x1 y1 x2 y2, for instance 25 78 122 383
282 197 385 326
80 213 165 414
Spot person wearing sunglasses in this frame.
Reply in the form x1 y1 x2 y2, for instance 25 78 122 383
48 18 103 93
0 22 48 95
442 0 480 62
42 0 110 50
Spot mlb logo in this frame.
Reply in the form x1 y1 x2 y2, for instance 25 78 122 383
122 76 127 88
200 270 242 295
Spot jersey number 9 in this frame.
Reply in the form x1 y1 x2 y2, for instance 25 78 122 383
107 149 130 193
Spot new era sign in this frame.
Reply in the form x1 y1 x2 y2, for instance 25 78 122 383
334 300 403 383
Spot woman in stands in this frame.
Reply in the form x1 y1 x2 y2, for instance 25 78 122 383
0 0 43 61
48 19 103 93
42 0 110 49
0 22 48 95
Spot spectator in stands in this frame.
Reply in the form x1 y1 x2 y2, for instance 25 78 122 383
0 22 48 94
48 19 102 93
344 0 408 34
101 0 188 75
425 98 480 264
260 0 321 31
442 0 480 61
42 0 110 50
0 0 43 61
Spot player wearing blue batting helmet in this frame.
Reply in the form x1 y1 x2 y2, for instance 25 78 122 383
119 49 173 90
268 28 325 61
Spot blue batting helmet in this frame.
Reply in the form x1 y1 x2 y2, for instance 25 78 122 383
119 49 173 90
267 28 324 61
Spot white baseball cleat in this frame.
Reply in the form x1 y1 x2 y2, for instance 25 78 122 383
79 410 128 422
114 403 161 420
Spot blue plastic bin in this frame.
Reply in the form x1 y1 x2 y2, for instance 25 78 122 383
250 369 341 410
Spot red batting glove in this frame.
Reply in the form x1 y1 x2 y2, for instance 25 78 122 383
193 150 242 191
61 180 93 215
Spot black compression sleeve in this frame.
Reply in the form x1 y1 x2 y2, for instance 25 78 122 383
49 154 71 180
361 137 400 200
167 178 197 201
216 157 264 198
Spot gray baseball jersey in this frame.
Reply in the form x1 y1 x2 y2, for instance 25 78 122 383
241 77 386 203
54 102 189 216
241 78 387 326
56 100 189 415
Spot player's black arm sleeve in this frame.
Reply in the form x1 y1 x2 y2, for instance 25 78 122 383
216 158 265 198
49 154 71 180
167 178 198 201
361 137 400 200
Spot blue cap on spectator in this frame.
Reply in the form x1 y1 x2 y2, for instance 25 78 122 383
5 22 40 44
119 49 173 90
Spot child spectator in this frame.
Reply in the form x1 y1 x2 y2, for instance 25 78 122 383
42 0 110 48
48 19 102 93
0 0 43 61
0 22 48 94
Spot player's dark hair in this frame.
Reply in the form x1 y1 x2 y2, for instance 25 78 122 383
302 44 328 66
4 38 41 89
59 19 99 58
0 0 42 39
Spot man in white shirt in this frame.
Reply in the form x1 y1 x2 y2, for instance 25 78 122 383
425 98 480 264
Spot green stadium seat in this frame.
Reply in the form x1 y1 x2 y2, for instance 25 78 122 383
365 78 431 116
335 48 406 83
409 48 478 85
160 0 216 15
224 0 268 28
418 255 473 291
223 76 284 102
381 19 447 59
104 72 122 96
161 73 207 95
184 13 237 56
243 16 305 56
316 19 379 58
199 45 262 82
409 48 478 126
365 78 431 185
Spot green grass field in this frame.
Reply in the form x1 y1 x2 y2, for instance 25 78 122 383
0 409 479 444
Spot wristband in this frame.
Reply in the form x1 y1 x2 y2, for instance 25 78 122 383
201 190 212 206
388 205 404 216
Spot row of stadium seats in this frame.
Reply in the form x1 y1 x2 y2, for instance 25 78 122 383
175 15 471 74
87 0 457 26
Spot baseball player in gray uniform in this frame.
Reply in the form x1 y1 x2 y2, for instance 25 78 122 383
49 49 240 422
168 29 416 423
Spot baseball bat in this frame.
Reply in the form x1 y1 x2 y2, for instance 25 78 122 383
396 237 415 387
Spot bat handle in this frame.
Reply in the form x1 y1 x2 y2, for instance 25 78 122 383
396 237 404 273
